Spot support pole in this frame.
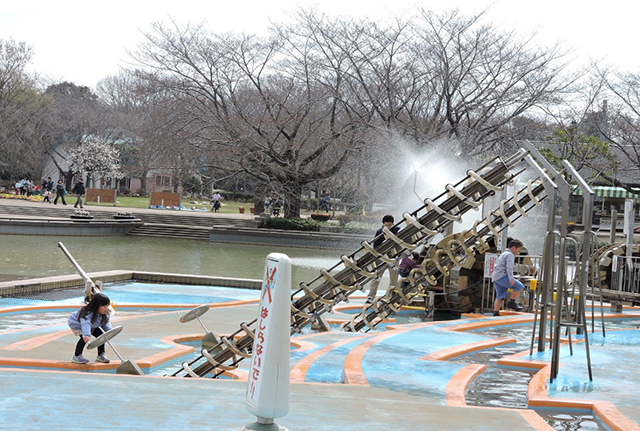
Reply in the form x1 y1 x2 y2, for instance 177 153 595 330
58 242 97 302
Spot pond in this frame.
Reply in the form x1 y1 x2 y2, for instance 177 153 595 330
0 234 345 285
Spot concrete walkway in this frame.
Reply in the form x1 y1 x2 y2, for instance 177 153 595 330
0 196 257 224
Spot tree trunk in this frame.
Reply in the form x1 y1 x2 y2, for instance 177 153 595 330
253 182 266 214
64 172 73 190
140 173 148 194
283 182 303 218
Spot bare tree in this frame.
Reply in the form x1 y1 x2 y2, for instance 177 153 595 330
406 9 573 154
97 71 182 193
42 82 115 187
0 39 49 183
599 70 640 187
128 8 579 214
131 19 365 217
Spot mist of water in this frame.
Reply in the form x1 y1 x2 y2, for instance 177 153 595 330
368 136 547 255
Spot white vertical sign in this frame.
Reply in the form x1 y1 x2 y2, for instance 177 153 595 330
484 253 499 278
245 253 291 420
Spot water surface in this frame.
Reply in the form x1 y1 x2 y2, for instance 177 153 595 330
0 235 344 285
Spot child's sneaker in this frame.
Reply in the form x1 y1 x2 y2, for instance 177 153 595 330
96 353 110 363
71 355 89 364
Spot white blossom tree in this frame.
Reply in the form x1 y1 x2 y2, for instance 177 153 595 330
69 135 123 187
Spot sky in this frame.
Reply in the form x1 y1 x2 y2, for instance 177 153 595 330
1 0 638 89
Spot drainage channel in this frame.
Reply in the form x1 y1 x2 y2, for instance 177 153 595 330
462 324 609 431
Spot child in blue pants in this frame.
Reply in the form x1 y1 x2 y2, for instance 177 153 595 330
491 239 525 316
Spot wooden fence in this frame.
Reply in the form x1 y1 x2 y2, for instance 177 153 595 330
149 192 181 208
85 188 116 205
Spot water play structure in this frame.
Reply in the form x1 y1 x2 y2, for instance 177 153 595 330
167 141 604 382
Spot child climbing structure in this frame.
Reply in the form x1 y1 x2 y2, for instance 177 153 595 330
172 147 552 378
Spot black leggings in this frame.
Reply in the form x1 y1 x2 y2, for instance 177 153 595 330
54 192 66 205
75 327 106 356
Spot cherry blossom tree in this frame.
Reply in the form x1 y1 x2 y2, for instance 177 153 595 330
69 135 123 187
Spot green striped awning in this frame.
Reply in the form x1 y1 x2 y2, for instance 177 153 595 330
571 185 640 198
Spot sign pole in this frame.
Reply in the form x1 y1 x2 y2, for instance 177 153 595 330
242 253 291 431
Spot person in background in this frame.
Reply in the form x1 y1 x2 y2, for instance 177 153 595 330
19 178 27 195
272 199 281 216
24 179 33 196
42 177 53 203
44 177 54 193
211 191 222 211
53 179 67 205
67 293 112 364
492 239 525 316
398 251 422 289
367 214 399 304
398 252 421 277
72 178 85 208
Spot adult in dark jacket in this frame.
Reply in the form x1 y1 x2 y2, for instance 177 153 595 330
53 179 67 205
72 178 86 208
367 214 400 303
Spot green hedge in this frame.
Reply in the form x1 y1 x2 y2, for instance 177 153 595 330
335 213 381 225
219 191 254 203
342 221 378 235
262 217 322 232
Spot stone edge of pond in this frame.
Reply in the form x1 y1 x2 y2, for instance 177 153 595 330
0 270 262 297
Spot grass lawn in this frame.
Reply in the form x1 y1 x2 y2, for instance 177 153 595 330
84 196 255 214
83 196 333 217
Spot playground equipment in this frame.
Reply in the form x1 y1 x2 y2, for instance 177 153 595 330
87 326 144 375
58 242 102 302
169 142 606 379
177 304 222 349
170 148 542 377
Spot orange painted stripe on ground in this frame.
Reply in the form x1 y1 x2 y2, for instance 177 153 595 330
498 357 548 370
518 410 555 431
0 298 259 315
0 357 120 371
0 299 259 349
1 312 174 350
0 300 257 338
421 337 516 361
290 339 316 352
527 365 640 431
342 329 403 386
445 363 485 407
290 333 373 383
90 299 260 310
1 330 71 351
0 304 81 314
446 314 534 332
444 362 567 431
136 333 198 368
593 401 640 431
